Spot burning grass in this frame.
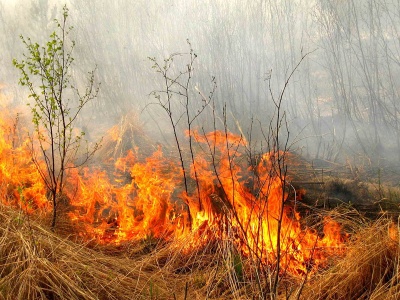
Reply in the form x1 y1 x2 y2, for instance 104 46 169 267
1 202 399 299
2 109 400 298
0 110 348 275
302 216 400 300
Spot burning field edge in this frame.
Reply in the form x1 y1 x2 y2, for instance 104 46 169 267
1 109 400 299
1 202 400 299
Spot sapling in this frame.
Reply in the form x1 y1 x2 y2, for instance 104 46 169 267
13 5 100 229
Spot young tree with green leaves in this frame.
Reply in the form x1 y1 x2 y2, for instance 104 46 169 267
13 5 100 229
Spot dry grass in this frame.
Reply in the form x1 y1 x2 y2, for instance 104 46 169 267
96 111 154 163
301 216 400 300
2 200 400 299
0 204 180 300
0 203 255 299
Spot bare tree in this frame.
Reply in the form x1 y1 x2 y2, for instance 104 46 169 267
148 41 216 225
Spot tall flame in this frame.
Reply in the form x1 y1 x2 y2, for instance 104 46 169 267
0 111 346 276
0 110 48 212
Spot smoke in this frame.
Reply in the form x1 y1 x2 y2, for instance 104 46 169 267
1 0 400 165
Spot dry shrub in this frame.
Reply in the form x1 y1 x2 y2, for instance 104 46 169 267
301 217 400 300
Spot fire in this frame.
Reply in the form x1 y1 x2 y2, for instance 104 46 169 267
0 110 48 213
0 110 346 277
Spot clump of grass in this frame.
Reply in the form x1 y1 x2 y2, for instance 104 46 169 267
0 204 173 299
301 216 400 300
5 197 400 299
96 111 153 163
0 203 252 299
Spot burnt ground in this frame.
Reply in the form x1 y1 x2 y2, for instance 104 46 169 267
287 155 400 220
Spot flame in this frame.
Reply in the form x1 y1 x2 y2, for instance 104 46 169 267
0 110 48 212
0 110 347 277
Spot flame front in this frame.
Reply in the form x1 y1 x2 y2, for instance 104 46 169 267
0 110 48 212
0 111 346 277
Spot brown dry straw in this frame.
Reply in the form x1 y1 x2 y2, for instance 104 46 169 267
0 204 173 300
301 216 400 300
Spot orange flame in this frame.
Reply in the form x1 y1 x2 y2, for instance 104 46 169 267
0 111 346 276
0 110 48 212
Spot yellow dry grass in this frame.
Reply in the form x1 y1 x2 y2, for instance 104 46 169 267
0 204 178 300
1 201 400 299
301 216 400 300
0 203 249 299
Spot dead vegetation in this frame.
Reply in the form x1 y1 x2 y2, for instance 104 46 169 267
302 217 400 300
2 112 400 299
1 197 400 299
0 205 177 300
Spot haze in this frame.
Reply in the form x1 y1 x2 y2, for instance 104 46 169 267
1 0 399 169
